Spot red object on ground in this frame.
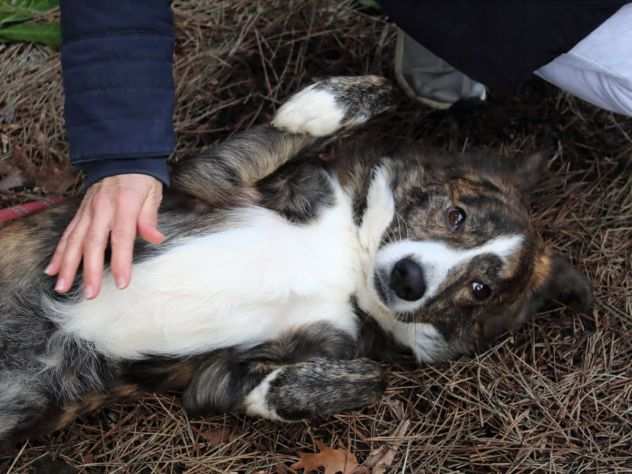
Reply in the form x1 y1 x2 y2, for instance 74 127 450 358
0 196 65 224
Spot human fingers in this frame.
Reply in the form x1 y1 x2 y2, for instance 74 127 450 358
137 185 165 245
45 192 94 276
81 190 115 299
46 212 79 277
54 201 93 293
109 189 145 289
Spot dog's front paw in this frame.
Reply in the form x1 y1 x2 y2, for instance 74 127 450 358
244 358 386 421
272 76 393 137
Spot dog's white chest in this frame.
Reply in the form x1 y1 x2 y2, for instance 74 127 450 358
52 185 362 359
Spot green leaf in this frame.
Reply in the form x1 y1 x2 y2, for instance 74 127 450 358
0 0 59 26
0 20 60 47
0 8 31 26
0 0 58 13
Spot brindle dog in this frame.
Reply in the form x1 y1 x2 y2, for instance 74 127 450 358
0 76 591 445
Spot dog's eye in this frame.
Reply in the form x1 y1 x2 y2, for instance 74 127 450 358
447 207 466 230
471 281 492 301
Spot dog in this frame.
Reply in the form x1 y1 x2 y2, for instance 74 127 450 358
0 76 592 444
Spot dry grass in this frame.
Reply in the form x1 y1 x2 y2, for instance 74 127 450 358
1 1 631 472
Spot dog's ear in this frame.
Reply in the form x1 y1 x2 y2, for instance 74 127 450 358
512 150 549 192
511 129 560 191
528 249 593 315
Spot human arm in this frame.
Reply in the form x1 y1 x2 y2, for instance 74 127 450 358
47 0 176 298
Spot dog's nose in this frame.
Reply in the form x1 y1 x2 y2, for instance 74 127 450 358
389 258 426 301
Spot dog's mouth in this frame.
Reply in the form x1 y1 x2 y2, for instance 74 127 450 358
372 260 431 323
373 270 390 306
372 271 418 323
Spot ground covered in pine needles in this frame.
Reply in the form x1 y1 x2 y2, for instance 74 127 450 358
1 1 630 473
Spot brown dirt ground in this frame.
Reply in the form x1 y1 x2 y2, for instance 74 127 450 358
1 1 631 473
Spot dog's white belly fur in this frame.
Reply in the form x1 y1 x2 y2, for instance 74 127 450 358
50 182 363 359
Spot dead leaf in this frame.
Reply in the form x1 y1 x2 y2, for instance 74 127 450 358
292 440 359 474
38 164 78 194
354 419 410 474
275 464 290 474
0 152 26 191
9 146 78 194
0 165 25 191
197 426 236 445
0 157 17 176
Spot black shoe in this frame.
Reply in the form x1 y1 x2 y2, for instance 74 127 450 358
395 30 488 110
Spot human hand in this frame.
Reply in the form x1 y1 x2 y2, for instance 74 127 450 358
46 174 165 299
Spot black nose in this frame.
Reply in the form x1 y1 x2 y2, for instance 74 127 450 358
389 258 426 301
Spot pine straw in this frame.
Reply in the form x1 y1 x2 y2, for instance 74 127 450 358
1 1 631 472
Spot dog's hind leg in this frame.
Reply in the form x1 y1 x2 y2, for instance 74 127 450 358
181 322 386 421
172 76 393 204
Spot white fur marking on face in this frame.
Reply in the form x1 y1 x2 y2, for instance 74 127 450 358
359 166 395 254
244 368 284 421
354 287 447 362
356 235 523 362
375 234 524 314
388 319 447 362
46 181 362 359
272 85 345 137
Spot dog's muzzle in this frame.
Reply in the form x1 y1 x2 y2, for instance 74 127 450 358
388 257 426 301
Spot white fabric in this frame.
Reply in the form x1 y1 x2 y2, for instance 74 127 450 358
535 3 632 117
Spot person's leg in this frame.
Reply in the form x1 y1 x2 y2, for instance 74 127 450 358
535 61 632 117
535 3 632 117
390 2 631 114
394 30 486 110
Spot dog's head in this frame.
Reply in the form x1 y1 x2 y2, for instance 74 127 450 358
358 147 592 361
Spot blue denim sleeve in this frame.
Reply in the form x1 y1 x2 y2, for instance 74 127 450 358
60 0 175 187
